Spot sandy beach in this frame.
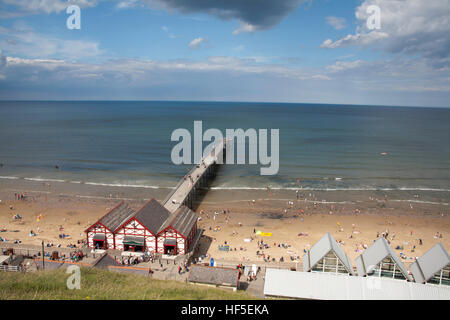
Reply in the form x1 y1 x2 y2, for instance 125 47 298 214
1 178 449 268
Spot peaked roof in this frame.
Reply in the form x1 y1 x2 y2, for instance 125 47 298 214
355 237 412 281
9 255 24 266
158 205 198 237
188 265 239 287
96 201 136 233
302 232 354 275
410 243 450 284
134 199 171 235
93 254 121 269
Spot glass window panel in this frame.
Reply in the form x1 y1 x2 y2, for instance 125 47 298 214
394 272 406 280
311 251 351 275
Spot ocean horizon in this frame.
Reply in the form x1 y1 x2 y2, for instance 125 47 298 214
2 100 449 109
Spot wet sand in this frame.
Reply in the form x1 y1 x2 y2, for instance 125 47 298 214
0 179 449 267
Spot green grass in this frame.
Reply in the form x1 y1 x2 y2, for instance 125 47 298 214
0 268 255 300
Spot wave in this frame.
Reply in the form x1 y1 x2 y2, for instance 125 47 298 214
71 194 137 201
2 175 450 192
209 186 450 192
201 198 355 204
0 175 174 189
24 177 66 183
83 182 173 189
390 199 450 206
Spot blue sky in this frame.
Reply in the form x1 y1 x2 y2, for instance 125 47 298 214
0 0 449 107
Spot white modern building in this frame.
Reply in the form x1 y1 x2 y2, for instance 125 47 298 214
303 232 354 275
355 237 412 281
263 268 450 300
410 243 450 286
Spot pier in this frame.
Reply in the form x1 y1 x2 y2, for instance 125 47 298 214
163 139 226 213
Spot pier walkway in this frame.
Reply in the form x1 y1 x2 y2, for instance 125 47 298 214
163 139 226 213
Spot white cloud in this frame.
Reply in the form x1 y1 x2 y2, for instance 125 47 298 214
321 0 450 65
1 53 448 106
326 60 365 73
324 58 450 90
116 0 140 9
0 53 329 86
0 0 97 17
3 52 446 91
311 74 331 81
321 31 389 49
188 37 207 49
233 22 258 35
0 25 101 60
325 16 346 30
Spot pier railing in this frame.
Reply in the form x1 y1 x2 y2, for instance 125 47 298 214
162 165 197 206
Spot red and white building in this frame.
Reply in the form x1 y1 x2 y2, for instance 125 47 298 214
156 206 198 255
114 199 171 253
85 201 135 250
85 199 199 255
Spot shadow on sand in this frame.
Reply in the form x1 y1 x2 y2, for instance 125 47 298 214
192 235 213 260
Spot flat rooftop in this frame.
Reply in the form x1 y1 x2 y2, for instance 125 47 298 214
264 268 450 300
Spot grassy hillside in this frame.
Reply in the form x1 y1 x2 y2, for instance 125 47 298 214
0 268 255 300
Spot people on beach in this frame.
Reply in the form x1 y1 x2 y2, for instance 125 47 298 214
15 193 25 200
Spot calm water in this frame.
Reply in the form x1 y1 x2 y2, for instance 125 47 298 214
0 101 450 191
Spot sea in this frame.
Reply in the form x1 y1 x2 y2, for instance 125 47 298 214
1 101 450 196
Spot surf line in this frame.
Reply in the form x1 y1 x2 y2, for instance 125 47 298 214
200 198 355 204
5 188 143 201
390 199 450 206
6 189 52 194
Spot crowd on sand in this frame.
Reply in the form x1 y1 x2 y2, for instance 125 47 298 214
196 189 448 264
1 188 448 270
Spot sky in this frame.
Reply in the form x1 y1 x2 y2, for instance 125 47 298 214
0 0 449 107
